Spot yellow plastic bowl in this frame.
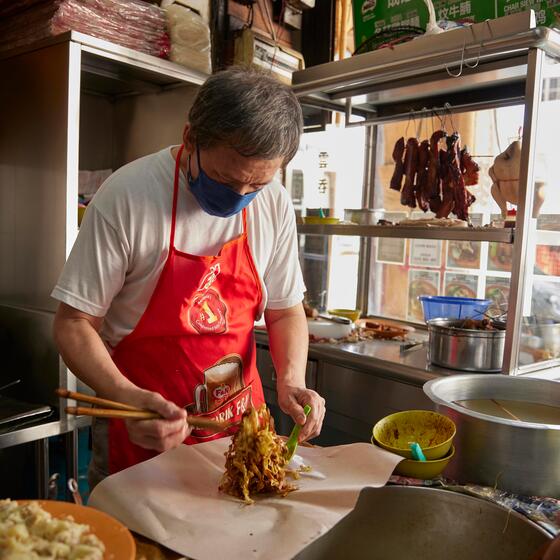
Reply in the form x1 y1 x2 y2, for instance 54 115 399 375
303 216 340 225
328 308 362 322
394 445 455 479
373 410 456 460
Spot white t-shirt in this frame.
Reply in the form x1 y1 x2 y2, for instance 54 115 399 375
52 147 305 347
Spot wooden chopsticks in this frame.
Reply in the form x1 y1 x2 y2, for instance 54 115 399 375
56 388 228 432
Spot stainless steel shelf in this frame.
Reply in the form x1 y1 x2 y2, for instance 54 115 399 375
0 416 91 450
297 224 515 243
0 31 208 98
292 13 560 123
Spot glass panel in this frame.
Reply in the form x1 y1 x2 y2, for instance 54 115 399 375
518 54 560 369
288 125 366 311
368 105 526 323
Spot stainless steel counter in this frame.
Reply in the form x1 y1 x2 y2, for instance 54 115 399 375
255 329 453 387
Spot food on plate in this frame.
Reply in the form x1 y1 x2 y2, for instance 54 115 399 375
485 284 510 306
460 318 499 331
358 319 409 340
389 130 479 220
488 243 513 271
219 405 295 504
408 278 438 320
396 217 468 227
0 499 105 559
446 282 476 299
448 241 480 268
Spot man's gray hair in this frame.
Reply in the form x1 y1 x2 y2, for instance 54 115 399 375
188 66 303 163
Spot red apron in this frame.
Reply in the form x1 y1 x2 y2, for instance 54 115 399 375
108 145 265 474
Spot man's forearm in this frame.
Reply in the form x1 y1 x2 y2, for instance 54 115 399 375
264 304 308 388
53 314 137 400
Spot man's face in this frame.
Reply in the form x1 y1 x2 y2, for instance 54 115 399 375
190 144 283 196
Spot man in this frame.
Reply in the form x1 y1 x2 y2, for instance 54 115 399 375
52 67 325 487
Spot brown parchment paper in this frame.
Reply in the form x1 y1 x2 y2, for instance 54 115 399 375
89 438 402 560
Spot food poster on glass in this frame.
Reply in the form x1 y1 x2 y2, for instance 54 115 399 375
487 242 513 272
407 269 440 322
535 245 560 277
445 214 482 269
410 239 442 268
484 276 510 315
376 211 408 265
446 240 481 269
381 264 410 320
376 238 407 265
444 272 478 299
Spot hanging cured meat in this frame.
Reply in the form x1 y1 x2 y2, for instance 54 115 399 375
389 127 479 221
415 140 430 212
390 137 406 191
400 137 419 208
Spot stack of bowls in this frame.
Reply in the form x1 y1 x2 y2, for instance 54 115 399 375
372 410 456 479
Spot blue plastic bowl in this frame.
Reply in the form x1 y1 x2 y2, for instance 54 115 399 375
419 296 491 322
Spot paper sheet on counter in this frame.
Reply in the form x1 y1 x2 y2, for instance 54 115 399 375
89 438 402 560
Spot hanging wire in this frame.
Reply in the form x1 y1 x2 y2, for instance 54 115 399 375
443 102 457 132
405 109 417 138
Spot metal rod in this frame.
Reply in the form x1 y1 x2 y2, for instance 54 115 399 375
343 97 525 128
356 125 377 313
502 48 545 375
35 439 50 499
65 429 79 501
297 224 514 243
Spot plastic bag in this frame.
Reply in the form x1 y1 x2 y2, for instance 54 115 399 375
0 0 170 58
165 3 211 74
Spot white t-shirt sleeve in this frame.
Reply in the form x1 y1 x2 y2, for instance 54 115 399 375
51 204 129 317
262 190 306 310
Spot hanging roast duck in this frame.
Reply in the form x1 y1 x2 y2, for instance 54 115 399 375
489 140 547 219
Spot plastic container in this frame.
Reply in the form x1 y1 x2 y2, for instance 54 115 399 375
419 296 491 321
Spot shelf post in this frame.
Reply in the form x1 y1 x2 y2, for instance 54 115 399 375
502 47 545 375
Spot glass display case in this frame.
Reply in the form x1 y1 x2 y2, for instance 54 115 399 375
291 11 560 376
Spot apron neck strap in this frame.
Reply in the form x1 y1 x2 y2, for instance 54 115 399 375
171 144 184 249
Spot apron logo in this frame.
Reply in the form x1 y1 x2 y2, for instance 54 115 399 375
189 288 227 334
197 263 220 293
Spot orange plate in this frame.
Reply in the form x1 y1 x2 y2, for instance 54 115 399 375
18 500 136 560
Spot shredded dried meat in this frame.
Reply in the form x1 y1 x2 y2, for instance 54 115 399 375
219 405 295 504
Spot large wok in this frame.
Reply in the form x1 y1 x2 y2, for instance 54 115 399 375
295 486 550 560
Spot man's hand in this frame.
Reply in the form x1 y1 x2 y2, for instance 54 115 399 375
120 388 191 453
277 384 325 442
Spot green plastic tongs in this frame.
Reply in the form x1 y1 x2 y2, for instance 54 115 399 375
285 404 312 461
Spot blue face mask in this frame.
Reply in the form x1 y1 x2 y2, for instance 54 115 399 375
187 146 260 218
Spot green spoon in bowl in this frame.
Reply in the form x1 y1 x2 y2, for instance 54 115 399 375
285 405 312 461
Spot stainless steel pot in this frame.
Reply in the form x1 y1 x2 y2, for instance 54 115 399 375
427 318 505 372
424 374 560 497
294 487 550 560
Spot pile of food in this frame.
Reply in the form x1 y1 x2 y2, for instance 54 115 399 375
0 499 105 559
219 405 295 504
390 130 480 221
460 318 503 331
